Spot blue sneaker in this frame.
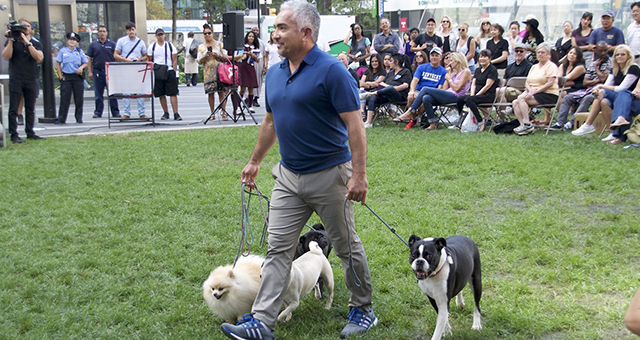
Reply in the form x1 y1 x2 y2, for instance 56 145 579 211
339 307 378 338
221 314 275 340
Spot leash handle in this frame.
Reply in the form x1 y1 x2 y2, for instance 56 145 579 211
234 182 271 268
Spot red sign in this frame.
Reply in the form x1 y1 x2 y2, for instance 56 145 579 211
400 18 407 32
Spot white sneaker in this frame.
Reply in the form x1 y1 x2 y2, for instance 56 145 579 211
571 123 595 136
359 92 373 100
602 133 615 142
364 122 373 129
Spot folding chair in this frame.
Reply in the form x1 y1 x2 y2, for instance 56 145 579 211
373 101 406 122
436 103 458 126
492 77 528 121
535 77 567 135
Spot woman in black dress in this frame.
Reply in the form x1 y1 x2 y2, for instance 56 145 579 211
234 31 260 113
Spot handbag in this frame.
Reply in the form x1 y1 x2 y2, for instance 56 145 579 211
218 56 239 85
154 64 168 81
152 42 173 81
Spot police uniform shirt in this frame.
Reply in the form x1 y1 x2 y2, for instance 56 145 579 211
115 36 147 61
56 46 88 74
87 38 116 71
148 41 177 69
4 38 42 82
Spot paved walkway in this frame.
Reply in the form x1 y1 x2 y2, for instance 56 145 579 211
20 84 265 138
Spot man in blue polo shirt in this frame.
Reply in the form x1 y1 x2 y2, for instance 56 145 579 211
220 1 373 340
588 10 625 58
87 25 120 118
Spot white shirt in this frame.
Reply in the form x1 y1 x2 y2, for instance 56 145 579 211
183 37 193 50
627 21 640 56
266 43 281 68
148 41 177 68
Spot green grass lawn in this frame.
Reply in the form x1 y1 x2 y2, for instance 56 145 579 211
1 124 639 339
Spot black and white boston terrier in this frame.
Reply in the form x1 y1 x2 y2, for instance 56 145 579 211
408 234 482 340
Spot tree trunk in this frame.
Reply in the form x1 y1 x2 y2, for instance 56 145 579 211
172 0 178 45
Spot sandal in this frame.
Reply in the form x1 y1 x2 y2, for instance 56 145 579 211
607 138 624 145
222 112 229 121
208 113 216 121
609 117 630 129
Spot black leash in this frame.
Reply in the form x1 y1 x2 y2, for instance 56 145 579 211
343 198 409 287
363 202 409 247
234 182 270 267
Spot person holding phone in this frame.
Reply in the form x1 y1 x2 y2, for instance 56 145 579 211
197 23 230 120
233 31 260 114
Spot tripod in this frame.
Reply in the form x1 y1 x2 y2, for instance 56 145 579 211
205 51 258 125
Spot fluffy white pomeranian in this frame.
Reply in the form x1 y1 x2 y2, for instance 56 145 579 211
202 255 264 322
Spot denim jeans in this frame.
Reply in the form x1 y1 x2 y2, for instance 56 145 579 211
123 97 145 116
610 90 640 140
410 87 458 124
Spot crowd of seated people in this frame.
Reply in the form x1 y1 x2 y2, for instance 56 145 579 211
342 4 640 145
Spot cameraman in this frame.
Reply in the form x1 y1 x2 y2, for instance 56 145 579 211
2 18 45 143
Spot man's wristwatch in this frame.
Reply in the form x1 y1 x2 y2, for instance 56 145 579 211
26 42 33 47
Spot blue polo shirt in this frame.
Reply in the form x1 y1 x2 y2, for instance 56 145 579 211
56 46 88 74
86 38 116 71
265 45 359 174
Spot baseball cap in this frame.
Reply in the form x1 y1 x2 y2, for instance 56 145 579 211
426 18 436 24
602 10 615 18
514 43 527 50
155 28 165 35
430 46 443 55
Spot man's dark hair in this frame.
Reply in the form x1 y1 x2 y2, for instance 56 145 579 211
632 1 640 9
409 27 419 34
188 31 194 38
125 22 136 30
98 24 107 31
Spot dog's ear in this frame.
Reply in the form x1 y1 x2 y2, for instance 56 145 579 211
299 234 307 244
313 223 325 231
408 235 421 247
227 269 235 279
434 237 447 251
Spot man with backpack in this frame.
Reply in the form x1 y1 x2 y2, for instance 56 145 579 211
183 31 198 86
148 28 181 121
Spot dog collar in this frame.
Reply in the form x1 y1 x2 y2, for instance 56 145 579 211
424 247 454 279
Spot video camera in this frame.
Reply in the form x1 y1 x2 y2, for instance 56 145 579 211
5 17 27 41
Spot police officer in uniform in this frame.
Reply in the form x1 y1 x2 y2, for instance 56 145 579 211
55 32 88 124
1 18 45 143
87 25 120 118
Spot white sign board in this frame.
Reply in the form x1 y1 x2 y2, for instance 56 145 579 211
106 62 154 97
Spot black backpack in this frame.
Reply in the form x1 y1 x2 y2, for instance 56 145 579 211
189 39 200 58
458 36 479 64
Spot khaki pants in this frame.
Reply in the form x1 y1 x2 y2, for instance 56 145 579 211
252 161 373 329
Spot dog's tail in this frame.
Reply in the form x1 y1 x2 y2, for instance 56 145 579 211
308 241 323 255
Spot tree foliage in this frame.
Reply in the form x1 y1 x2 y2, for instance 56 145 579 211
201 0 247 23
146 0 171 19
